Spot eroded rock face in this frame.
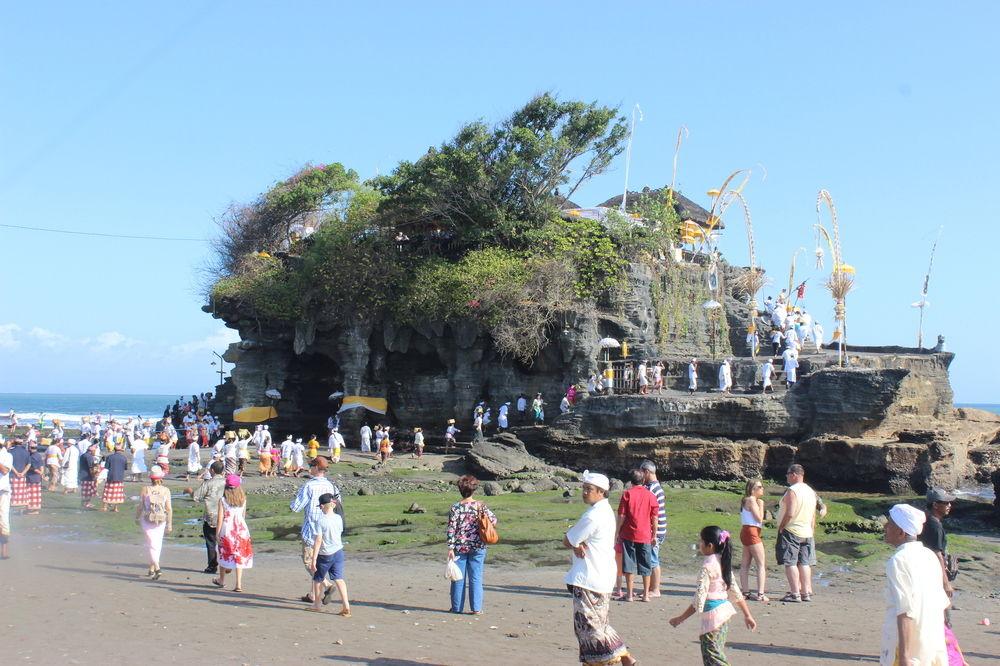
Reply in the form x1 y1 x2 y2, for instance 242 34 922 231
539 354 1000 494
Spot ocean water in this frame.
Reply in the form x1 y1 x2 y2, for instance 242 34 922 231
0 393 183 427
957 403 1000 415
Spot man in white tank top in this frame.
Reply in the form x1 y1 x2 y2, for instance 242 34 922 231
776 464 819 602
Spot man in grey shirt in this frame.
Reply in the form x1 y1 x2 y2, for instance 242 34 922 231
192 461 226 574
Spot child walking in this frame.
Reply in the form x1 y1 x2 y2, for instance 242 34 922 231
669 526 757 665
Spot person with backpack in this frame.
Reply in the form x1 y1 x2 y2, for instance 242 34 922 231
136 464 172 579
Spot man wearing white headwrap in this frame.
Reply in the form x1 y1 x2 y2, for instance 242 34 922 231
563 471 637 666
718 359 733 393
881 503 949 666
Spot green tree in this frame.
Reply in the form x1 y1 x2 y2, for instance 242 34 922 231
371 93 627 249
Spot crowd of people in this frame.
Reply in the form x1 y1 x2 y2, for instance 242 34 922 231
0 401 971 664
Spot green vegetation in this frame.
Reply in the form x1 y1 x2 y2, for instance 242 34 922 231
208 93 700 360
30 475 997 573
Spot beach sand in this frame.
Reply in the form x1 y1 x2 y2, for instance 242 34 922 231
2 531 998 665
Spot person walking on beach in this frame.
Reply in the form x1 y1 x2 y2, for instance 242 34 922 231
24 443 44 515
615 469 658 602
412 427 424 458
8 439 29 514
640 460 667 598
359 423 372 454
776 464 817 602
531 394 545 424
136 465 172 580
446 475 497 614
129 434 147 482
920 488 957 599
307 492 351 616
213 474 253 592
881 504 949 666
669 526 757 665
185 438 201 481
61 438 80 493
0 438 12 558
290 457 343 603
45 439 62 492
328 429 344 463
79 442 100 509
101 444 128 512
563 471 636 666
193 461 225 574
739 479 768 602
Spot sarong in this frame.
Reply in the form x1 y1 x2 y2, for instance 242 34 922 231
141 518 166 566
103 481 125 504
567 585 628 665
10 476 27 507
81 480 98 500
259 455 272 474
25 482 42 511
699 624 730 666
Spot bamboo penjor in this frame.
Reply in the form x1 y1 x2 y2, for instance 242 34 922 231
816 189 854 366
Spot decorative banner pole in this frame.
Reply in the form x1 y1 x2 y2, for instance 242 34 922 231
727 191 768 360
620 104 643 213
913 228 942 349
816 190 855 367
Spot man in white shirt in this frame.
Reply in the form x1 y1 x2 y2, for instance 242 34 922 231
0 439 12 558
881 504 949 666
563 471 637 666
291 457 343 603
516 395 528 424
359 424 372 453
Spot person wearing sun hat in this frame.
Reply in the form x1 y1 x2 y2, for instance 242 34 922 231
444 419 460 453
563 470 637 666
881 503 949 666
136 465 172 579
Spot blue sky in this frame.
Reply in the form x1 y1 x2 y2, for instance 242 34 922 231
1 1 997 401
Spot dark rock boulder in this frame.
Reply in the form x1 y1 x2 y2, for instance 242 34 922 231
466 436 548 480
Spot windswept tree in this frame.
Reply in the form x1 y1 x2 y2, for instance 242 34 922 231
213 163 361 275
371 93 628 248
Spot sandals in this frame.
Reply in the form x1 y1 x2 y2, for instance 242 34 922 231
801 592 812 602
745 592 771 602
151 569 162 581
779 592 800 603
212 578 224 587
322 585 335 605
337 609 352 617
233 587 243 593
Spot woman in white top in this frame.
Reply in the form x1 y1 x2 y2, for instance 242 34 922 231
61 439 80 493
130 436 149 481
738 479 768 601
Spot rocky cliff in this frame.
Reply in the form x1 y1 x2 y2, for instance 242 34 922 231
537 350 1000 494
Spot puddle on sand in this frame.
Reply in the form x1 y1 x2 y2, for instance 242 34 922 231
183 518 201 526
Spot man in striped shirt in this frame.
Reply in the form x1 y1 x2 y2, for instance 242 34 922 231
640 460 667 597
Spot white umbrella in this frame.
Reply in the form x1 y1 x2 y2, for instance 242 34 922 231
598 337 621 348
264 388 282 400
702 299 722 310
328 391 345 401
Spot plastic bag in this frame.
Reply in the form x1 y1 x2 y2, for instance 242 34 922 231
445 559 463 582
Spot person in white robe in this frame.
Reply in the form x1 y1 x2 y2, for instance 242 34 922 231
560 396 571 414
718 359 733 393
130 436 148 480
637 362 649 395
812 322 825 352
291 438 306 475
761 358 775 393
782 348 799 386
880 504 949 666
359 424 372 453
187 441 202 480
498 403 510 430
687 359 698 394
61 439 80 492
328 430 345 456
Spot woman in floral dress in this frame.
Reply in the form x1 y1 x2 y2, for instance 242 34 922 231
213 474 253 592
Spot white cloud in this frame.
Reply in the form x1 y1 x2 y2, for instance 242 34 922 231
29 326 70 349
0 323 20 349
91 331 139 350
171 327 241 355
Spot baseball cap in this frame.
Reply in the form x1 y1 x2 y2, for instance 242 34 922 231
926 488 956 504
